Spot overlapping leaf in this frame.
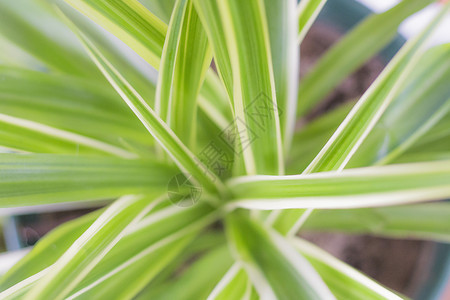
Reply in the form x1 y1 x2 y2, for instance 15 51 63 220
156 0 211 147
225 212 335 299
0 154 175 207
229 160 450 211
297 0 434 117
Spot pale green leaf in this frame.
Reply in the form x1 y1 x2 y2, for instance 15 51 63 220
0 66 152 152
288 103 354 174
0 154 175 207
297 0 434 116
0 210 101 291
304 5 449 173
297 0 328 43
229 160 450 211
139 245 233 300
264 0 299 150
225 212 335 299
65 203 219 299
207 0 284 175
25 194 163 300
63 0 232 132
140 0 176 23
206 265 250 300
66 24 225 194
291 238 403 300
65 0 166 69
156 0 211 147
303 203 450 243
0 0 98 77
349 44 450 167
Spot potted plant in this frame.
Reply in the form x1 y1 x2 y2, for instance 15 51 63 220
0 0 449 299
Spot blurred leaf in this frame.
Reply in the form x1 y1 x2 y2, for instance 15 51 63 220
65 203 218 299
199 0 284 175
268 5 450 234
303 203 450 243
64 0 232 132
139 245 233 300
225 212 334 299
0 67 153 152
139 0 176 23
304 6 449 173
206 265 250 300
264 0 299 149
229 160 450 211
0 154 175 207
25 194 163 300
297 0 328 43
68 25 225 194
297 0 434 116
0 210 101 291
292 238 403 300
288 103 354 174
0 203 218 299
56 4 159 104
349 44 450 167
65 0 166 69
156 0 211 147
0 0 98 77
0 114 136 158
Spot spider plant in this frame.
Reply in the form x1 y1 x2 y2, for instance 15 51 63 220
0 0 449 299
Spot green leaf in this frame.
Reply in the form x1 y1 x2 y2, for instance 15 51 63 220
229 160 450 211
0 66 152 153
65 0 166 70
66 236 194 300
140 0 176 23
304 5 449 173
140 245 233 300
270 7 450 234
0 154 175 207
408 110 450 152
291 238 403 300
0 202 217 299
297 0 435 117
156 0 211 147
63 0 232 132
65 203 219 299
0 114 137 158
0 210 101 291
0 0 98 77
297 0 328 43
287 103 354 174
66 23 226 195
225 212 334 299
193 0 233 101
263 0 299 150
55 4 159 105
206 265 251 300
303 203 450 243
349 44 450 167
25 194 163 300
202 0 284 175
